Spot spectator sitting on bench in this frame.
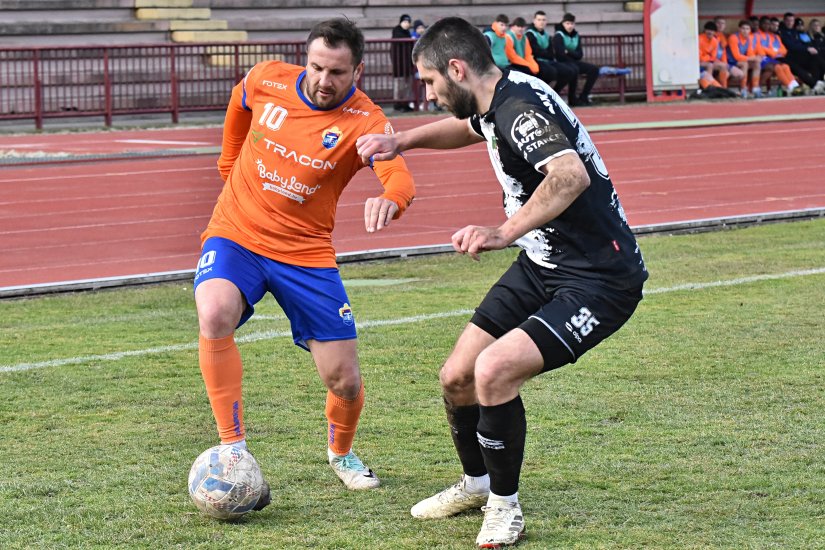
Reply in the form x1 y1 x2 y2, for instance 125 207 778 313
712 17 746 92
779 12 825 93
755 15 802 96
483 15 554 88
525 10 577 99
699 21 730 90
811 19 825 58
726 19 764 98
552 12 600 106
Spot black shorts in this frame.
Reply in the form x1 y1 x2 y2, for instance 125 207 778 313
471 252 643 372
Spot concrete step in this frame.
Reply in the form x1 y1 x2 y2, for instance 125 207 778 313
135 7 211 20
171 30 248 42
135 0 193 7
169 19 228 31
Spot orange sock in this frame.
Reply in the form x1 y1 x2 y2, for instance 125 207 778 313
750 75 760 91
199 334 245 444
325 382 364 455
775 64 793 86
718 71 729 88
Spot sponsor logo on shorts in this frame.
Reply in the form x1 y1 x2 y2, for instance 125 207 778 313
339 303 354 325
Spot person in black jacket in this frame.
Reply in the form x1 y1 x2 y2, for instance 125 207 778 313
552 12 600 106
779 12 825 91
525 10 576 100
391 14 415 112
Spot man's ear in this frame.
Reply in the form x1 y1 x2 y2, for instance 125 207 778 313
354 61 365 82
448 59 465 81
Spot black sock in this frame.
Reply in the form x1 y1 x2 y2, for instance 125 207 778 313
444 398 487 477
477 396 526 496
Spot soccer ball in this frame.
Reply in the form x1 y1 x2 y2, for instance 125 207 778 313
188 444 265 520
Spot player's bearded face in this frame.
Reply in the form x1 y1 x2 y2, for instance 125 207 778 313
304 39 364 108
441 74 478 120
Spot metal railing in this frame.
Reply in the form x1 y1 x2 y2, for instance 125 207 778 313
0 36 645 129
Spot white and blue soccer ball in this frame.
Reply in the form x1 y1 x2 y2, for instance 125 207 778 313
188 444 265 520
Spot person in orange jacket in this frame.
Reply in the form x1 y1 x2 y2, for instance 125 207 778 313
714 17 746 91
727 19 764 98
699 21 729 88
755 15 802 95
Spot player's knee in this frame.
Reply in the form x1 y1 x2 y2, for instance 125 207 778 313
439 357 474 397
196 298 241 338
324 368 361 399
473 353 505 394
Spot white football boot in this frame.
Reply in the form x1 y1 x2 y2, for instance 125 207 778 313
328 449 380 490
475 499 525 548
410 475 489 519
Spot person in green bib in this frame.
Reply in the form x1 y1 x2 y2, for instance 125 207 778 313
483 14 556 87
552 12 600 106
526 10 576 103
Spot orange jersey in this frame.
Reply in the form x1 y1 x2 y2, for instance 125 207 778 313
203 61 415 268
698 33 723 63
756 30 787 59
715 31 730 62
727 31 763 61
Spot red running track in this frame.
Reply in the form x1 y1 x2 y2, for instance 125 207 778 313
1 97 825 289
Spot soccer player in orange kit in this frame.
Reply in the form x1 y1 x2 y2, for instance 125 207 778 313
193 18 415 504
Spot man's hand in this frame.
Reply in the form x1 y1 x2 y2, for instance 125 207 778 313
356 134 401 166
365 197 399 233
451 225 511 261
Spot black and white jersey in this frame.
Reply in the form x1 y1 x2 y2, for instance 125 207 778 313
469 70 647 289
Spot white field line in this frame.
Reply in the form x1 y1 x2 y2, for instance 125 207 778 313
2 267 824 374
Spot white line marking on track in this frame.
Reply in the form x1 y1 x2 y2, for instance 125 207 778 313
3 267 824 374
115 139 212 145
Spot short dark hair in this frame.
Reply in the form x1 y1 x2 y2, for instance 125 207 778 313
770 17 780 23
412 17 496 77
759 16 770 24
738 19 750 28
494 14 509 24
306 18 365 66
703 21 717 32
534 10 546 18
784 12 794 18
511 17 527 28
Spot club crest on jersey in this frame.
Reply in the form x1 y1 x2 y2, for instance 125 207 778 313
322 126 343 149
339 303 354 325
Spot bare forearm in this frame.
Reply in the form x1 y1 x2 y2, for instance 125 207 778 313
396 117 483 152
499 153 590 242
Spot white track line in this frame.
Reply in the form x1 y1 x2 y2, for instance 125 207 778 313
2 267 824 374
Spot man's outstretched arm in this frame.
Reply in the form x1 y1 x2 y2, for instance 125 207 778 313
356 116 484 164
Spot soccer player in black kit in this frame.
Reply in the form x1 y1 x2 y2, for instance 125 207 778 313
357 17 647 548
